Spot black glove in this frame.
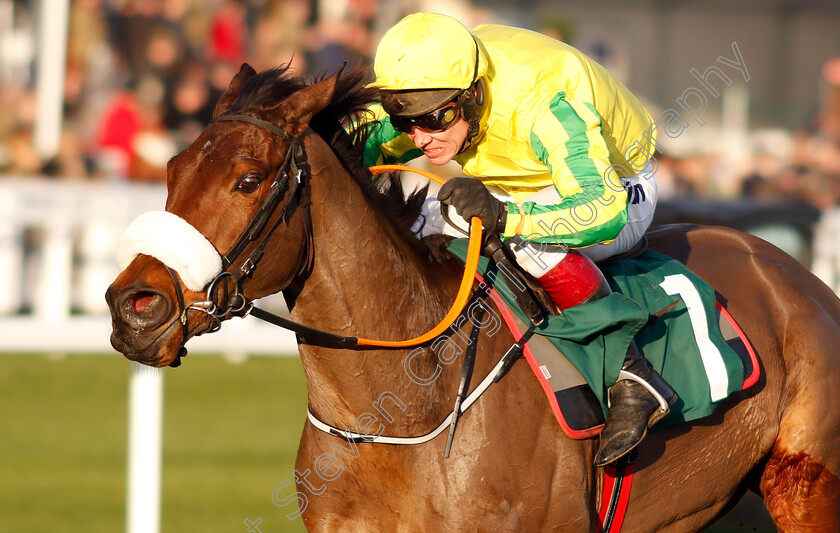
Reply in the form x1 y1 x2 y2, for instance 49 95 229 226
438 177 508 234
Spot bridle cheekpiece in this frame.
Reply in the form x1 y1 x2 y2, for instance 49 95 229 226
166 113 315 366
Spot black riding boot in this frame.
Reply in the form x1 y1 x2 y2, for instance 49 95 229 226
594 341 678 467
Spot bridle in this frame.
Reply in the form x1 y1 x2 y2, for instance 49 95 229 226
212 114 314 282
165 113 315 366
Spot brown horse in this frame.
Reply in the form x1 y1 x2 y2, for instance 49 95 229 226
106 65 840 532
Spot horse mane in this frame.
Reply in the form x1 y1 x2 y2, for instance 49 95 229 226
228 65 452 263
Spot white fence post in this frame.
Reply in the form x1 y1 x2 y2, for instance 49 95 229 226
126 363 163 533
34 0 70 160
811 207 840 297
0 218 22 314
34 218 73 320
77 220 121 314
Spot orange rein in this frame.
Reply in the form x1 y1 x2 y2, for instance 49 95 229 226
356 165 483 348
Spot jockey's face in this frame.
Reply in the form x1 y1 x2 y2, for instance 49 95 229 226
406 118 469 166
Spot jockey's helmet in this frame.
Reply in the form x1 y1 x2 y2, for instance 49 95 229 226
373 13 487 146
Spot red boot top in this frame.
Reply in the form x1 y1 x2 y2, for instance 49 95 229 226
537 250 610 310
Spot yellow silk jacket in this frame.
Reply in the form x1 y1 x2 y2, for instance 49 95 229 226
364 24 657 247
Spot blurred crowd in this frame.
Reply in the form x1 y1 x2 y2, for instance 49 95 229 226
1 0 840 212
654 106 840 208
0 0 380 181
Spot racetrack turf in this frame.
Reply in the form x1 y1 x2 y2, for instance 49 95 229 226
0 354 308 533
0 354 774 532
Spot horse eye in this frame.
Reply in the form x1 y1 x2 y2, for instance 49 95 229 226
237 173 262 193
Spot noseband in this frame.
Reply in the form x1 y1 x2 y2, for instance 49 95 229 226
166 113 315 366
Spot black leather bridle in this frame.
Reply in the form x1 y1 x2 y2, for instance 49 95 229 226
166 113 315 366
212 114 314 281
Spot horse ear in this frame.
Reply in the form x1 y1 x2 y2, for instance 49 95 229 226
269 67 344 137
212 63 257 118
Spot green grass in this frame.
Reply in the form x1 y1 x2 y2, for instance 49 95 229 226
0 354 775 532
0 354 308 533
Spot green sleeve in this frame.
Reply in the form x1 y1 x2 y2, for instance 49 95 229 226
509 93 628 247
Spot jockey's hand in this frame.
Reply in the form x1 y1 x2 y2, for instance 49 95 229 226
438 177 507 234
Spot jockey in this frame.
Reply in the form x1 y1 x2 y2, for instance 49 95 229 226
363 12 677 467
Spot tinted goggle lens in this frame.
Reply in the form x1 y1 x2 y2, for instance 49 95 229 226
391 102 461 133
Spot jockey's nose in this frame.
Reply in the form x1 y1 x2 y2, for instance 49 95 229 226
409 128 432 148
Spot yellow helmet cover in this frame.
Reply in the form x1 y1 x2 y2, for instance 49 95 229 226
373 13 487 92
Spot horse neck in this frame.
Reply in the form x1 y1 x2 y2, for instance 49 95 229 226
289 135 461 432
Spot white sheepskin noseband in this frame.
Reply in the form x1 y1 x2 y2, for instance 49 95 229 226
117 211 223 292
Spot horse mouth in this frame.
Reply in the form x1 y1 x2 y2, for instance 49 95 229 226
108 290 222 367
109 314 182 367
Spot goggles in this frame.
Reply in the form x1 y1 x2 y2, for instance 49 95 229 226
390 96 466 133
386 36 481 135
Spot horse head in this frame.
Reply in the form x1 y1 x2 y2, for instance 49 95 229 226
106 63 347 367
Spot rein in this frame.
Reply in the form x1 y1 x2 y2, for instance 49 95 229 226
169 115 484 362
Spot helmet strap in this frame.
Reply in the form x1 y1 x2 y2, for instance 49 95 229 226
458 80 485 154
457 36 486 154
473 77 485 106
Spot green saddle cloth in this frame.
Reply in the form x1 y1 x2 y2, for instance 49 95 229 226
447 240 745 429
